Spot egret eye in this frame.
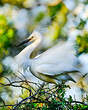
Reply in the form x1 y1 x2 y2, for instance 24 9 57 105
31 36 34 39
29 36 34 41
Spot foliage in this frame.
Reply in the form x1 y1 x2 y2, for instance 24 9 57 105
48 3 63 18
0 15 15 59
0 82 86 110
76 31 88 55
76 19 86 30
0 0 25 8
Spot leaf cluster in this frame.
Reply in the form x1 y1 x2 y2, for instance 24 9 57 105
12 83 88 110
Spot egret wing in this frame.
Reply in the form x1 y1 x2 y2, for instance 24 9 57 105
34 42 77 65
32 42 80 76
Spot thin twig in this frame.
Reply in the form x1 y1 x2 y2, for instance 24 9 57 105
12 82 45 110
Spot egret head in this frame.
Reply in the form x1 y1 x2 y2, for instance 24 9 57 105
17 31 43 47
28 31 43 42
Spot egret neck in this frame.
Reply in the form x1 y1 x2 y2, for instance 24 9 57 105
15 35 42 70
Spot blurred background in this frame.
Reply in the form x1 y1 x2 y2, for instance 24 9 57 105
0 0 88 109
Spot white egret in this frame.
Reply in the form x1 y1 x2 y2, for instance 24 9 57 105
3 31 88 90
14 31 87 86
